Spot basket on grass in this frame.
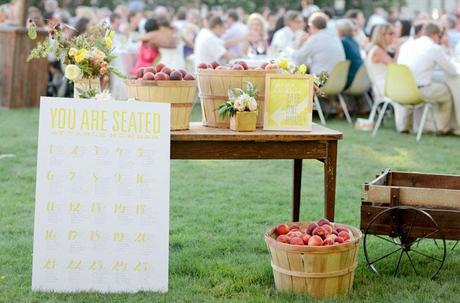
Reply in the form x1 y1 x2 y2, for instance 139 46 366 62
196 69 278 128
264 222 362 299
126 79 196 130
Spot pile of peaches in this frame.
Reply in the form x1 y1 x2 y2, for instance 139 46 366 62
135 63 195 81
196 60 278 71
274 219 353 246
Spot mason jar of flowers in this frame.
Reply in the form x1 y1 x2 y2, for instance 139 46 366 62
27 20 124 98
218 81 258 132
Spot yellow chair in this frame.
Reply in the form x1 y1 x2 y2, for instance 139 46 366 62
344 64 373 108
314 61 352 124
372 63 437 141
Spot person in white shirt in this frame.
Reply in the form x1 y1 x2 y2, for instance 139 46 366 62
398 22 458 134
194 16 232 67
292 12 345 75
269 11 305 58
300 0 320 18
222 9 248 57
365 7 387 36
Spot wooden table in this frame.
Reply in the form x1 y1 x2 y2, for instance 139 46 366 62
171 122 343 221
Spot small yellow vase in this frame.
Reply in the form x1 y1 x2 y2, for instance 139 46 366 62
230 111 257 132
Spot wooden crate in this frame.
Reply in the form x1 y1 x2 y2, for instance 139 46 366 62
0 26 48 108
361 169 460 240
196 69 279 128
265 222 361 299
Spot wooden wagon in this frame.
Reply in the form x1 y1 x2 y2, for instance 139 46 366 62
360 169 460 278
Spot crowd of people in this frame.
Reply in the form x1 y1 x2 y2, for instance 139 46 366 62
1 0 460 135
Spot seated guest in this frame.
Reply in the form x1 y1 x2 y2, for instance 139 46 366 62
222 9 247 57
345 9 368 49
393 18 412 50
398 22 458 135
336 18 363 88
269 10 305 57
440 14 460 49
292 12 345 75
241 13 269 56
194 16 232 66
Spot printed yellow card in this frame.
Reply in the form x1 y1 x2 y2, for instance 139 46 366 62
264 74 314 131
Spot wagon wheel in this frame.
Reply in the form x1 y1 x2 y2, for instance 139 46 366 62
364 206 446 279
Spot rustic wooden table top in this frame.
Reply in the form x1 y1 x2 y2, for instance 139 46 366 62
172 122 343 142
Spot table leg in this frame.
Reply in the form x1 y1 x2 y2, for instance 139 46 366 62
324 141 338 221
292 159 302 222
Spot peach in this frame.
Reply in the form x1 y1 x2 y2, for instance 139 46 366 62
322 224 333 235
308 235 323 246
178 69 187 77
326 234 337 242
323 238 335 246
302 234 311 244
142 72 155 80
318 218 331 226
276 234 290 243
287 230 303 238
154 72 169 80
335 236 344 244
170 70 183 80
335 227 349 234
206 63 214 69
161 67 172 75
265 63 279 70
259 62 268 69
144 67 155 74
155 63 165 73
184 73 195 80
312 226 326 238
136 67 145 79
306 223 319 235
289 224 301 231
196 63 208 69
338 231 350 241
231 64 244 70
289 236 304 245
275 224 289 235
236 60 248 70
210 61 220 69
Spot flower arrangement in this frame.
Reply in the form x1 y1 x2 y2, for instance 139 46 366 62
276 58 329 96
218 81 258 119
27 20 124 98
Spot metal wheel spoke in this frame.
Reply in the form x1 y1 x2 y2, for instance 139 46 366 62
433 239 439 248
452 241 459 251
405 251 418 275
408 230 440 247
373 234 401 246
411 249 443 263
369 247 402 265
393 250 404 276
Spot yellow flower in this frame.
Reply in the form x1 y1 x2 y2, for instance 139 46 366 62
74 49 88 63
68 48 78 57
105 36 112 49
296 64 307 74
278 58 289 70
64 64 83 81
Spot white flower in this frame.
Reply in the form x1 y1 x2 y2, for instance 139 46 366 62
64 64 82 81
94 90 112 102
248 97 258 111
234 98 245 112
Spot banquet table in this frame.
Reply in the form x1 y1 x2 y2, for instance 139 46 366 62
171 122 343 221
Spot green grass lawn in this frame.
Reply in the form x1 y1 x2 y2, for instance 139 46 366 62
0 105 459 303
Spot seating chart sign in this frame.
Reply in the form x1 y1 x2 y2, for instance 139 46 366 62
264 74 314 131
32 97 170 293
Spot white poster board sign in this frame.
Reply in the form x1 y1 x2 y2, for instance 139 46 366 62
32 97 170 293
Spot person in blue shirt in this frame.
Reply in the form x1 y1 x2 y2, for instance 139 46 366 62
336 18 363 89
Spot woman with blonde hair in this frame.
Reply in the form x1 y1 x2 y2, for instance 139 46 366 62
241 13 269 56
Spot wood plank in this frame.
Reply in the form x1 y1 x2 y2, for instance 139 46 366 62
171 141 327 159
171 122 343 142
360 205 460 240
324 141 337 221
390 171 460 190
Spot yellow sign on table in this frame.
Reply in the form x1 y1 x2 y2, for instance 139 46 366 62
264 74 314 131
